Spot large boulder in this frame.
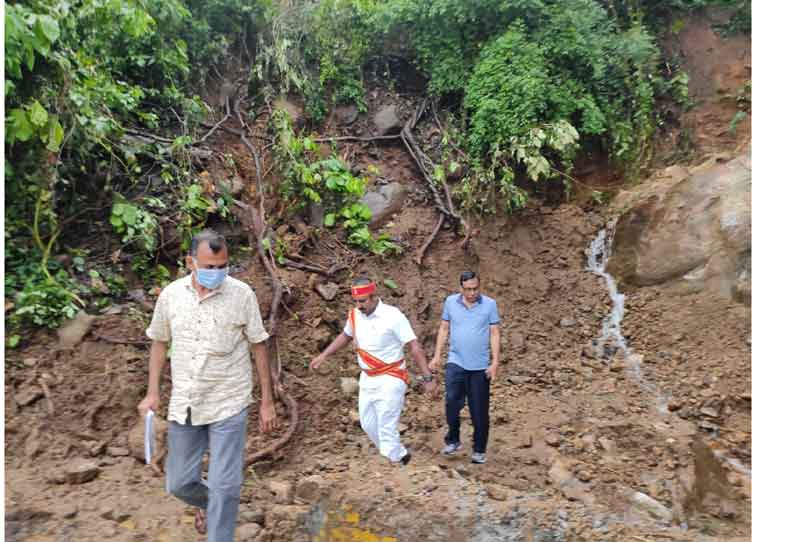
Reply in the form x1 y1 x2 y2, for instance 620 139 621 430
360 182 409 227
372 105 401 136
608 152 750 304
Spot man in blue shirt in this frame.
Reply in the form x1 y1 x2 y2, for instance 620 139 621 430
429 271 501 464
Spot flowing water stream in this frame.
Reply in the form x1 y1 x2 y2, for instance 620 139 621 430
585 224 669 413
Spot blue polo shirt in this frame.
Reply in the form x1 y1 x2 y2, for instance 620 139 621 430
442 293 500 371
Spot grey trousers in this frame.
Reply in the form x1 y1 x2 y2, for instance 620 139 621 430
166 407 248 542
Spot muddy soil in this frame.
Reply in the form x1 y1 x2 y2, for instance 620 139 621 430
4 193 751 542
5 13 751 542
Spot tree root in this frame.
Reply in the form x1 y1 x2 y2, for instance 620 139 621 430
414 213 445 266
93 333 149 346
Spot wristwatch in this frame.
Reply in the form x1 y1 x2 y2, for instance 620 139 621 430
418 374 434 383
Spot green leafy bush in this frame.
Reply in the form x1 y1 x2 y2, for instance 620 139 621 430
271 110 400 255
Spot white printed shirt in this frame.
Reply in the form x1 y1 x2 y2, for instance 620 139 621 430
146 274 269 425
343 300 417 388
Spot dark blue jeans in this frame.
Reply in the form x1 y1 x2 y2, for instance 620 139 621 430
444 362 490 453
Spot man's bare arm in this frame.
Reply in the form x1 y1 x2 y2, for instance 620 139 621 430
486 324 501 380
310 331 353 370
137 341 168 415
429 320 450 371
251 340 278 432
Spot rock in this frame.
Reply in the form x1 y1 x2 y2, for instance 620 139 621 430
237 523 262 540
359 182 409 227
25 428 42 459
667 398 683 412
268 504 311 524
335 104 358 126
398 423 408 434
628 490 673 523
315 282 340 301
608 152 751 304
295 475 330 503
348 409 360 425
506 375 531 385
265 480 295 504
56 503 79 519
239 510 265 525
700 406 720 418
23 357 38 368
545 433 562 447
519 433 533 449
15 386 43 407
57 310 96 349
273 99 303 125
107 446 130 457
99 505 115 520
64 459 100 484
576 470 593 482
548 459 594 504
373 105 401 136
559 318 576 328
598 437 616 454
486 484 508 501
339 377 359 396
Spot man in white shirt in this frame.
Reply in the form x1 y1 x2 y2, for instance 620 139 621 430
310 277 437 464
137 229 278 541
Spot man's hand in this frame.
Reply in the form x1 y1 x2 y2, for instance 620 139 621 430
137 394 160 417
259 401 278 433
428 356 441 373
309 354 326 371
485 364 499 381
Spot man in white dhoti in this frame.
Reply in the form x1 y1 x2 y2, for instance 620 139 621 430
310 277 438 464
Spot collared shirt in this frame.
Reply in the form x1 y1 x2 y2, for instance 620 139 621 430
145 274 269 425
343 300 417 388
442 293 500 371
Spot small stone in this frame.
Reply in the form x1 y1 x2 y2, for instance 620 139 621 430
64 459 100 484
398 423 408 434
629 491 673 523
15 387 44 407
315 282 340 301
598 438 616 453
239 510 265 525
667 398 683 412
58 503 79 519
506 375 532 385
107 446 130 457
486 485 508 501
23 358 38 368
265 480 294 504
237 523 262 540
545 433 562 447
576 470 593 482
99 506 115 520
700 406 720 418
56 310 95 349
560 318 576 328
348 409 360 425
339 377 358 396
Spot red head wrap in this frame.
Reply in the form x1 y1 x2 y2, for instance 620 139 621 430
351 281 376 299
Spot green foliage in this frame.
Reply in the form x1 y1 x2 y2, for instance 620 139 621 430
110 199 159 253
271 110 400 255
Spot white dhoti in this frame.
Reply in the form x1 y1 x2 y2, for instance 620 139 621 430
358 372 408 462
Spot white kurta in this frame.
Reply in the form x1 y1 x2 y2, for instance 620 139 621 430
344 300 416 462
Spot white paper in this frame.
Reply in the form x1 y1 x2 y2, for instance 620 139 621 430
144 410 156 464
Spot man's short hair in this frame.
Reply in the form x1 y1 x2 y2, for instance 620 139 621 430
460 270 478 286
190 229 227 256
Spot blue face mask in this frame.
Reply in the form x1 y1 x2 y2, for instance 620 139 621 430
195 267 228 289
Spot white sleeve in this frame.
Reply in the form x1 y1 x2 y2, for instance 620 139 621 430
343 311 354 337
394 310 417 345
